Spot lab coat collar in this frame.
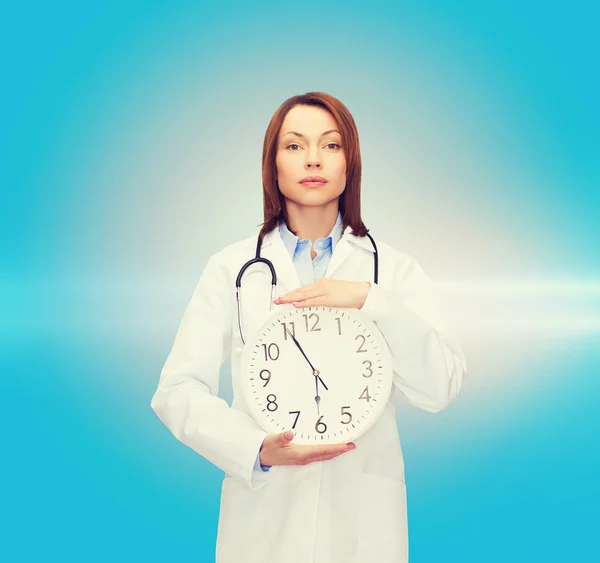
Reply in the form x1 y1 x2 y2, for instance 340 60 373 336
259 225 375 291
340 226 377 253
260 225 375 252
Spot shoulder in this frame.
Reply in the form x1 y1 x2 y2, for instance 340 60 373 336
204 231 268 282
211 232 260 263
363 235 418 269
364 235 431 284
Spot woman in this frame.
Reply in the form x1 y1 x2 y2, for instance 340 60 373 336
151 92 467 563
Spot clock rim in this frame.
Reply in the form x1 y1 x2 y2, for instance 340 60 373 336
239 303 394 445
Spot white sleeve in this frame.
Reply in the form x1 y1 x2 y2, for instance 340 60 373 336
150 254 277 489
360 255 467 413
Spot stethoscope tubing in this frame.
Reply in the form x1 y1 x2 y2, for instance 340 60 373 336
235 231 378 345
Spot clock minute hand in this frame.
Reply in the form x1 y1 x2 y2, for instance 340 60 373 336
285 327 315 371
284 327 329 391
284 326 322 415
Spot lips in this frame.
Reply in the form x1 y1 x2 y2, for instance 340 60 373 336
300 176 328 187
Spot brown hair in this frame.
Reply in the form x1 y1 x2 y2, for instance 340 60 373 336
257 92 368 244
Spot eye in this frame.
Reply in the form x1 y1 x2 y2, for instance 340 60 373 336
326 143 341 150
287 144 301 151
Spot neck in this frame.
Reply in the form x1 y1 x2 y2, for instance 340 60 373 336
285 199 339 244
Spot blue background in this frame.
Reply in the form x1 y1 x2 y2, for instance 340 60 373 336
2 1 598 561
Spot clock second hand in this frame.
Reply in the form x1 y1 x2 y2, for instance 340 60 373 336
314 371 320 416
284 327 329 414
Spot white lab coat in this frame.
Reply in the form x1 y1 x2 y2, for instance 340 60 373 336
151 225 467 563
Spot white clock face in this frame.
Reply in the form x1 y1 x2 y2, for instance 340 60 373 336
240 304 393 445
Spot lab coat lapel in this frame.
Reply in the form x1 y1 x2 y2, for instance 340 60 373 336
324 226 375 280
260 227 302 292
324 238 354 280
259 225 376 289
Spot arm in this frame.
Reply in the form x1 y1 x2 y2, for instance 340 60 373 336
360 255 467 413
150 254 275 489
254 450 271 472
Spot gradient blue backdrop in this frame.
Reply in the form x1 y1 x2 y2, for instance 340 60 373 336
2 1 599 562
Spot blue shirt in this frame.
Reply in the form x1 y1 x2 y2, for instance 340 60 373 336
279 211 345 287
254 211 344 472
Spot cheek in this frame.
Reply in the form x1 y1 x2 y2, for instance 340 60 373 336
275 154 294 179
275 158 297 197
333 157 347 182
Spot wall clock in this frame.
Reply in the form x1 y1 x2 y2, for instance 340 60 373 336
240 304 393 445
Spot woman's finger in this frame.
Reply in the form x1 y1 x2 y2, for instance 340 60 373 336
292 297 323 307
288 443 355 465
277 288 322 304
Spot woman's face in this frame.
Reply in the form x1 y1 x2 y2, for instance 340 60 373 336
275 104 346 211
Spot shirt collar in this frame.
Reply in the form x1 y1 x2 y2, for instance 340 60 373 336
279 211 344 259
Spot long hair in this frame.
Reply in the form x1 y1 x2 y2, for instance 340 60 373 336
258 92 368 244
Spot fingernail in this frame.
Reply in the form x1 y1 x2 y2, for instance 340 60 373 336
285 431 293 440
346 443 356 450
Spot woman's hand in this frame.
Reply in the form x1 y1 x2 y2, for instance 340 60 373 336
260 430 356 467
273 278 371 309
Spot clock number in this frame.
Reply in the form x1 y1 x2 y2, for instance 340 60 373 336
266 394 278 412
315 416 327 434
340 406 352 424
262 343 280 361
281 321 295 340
335 317 342 335
289 410 301 429
355 334 368 353
359 386 371 402
259 369 271 387
303 313 321 332
362 360 373 378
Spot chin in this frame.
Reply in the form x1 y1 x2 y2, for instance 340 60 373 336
284 187 344 208
290 196 338 209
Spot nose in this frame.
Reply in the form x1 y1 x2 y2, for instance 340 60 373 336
305 146 322 169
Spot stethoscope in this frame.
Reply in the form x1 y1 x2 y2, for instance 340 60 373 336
235 232 379 344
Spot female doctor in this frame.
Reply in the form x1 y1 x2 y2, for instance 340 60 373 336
151 92 467 563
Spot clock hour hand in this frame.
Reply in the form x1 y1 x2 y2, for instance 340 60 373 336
315 370 328 391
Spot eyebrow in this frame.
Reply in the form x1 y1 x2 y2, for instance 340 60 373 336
281 129 341 139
